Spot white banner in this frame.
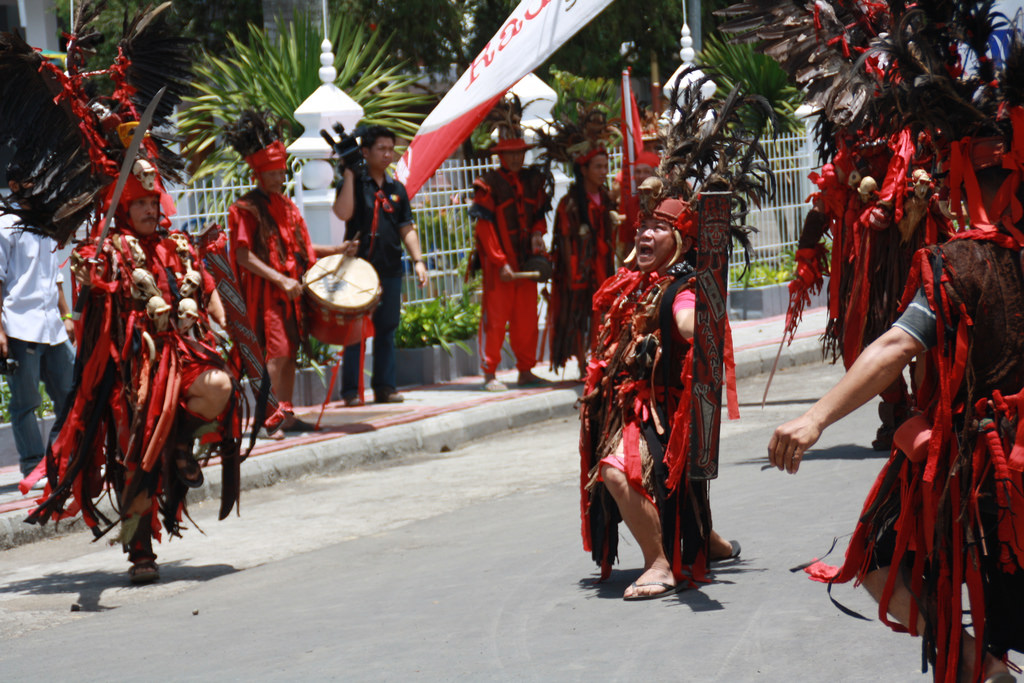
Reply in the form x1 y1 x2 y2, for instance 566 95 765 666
396 0 615 197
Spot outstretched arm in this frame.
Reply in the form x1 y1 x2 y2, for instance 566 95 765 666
767 326 923 474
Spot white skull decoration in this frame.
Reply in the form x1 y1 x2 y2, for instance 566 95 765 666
131 268 162 301
177 297 199 332
178 270 202 299
124 235 146 267
146 295 171 331
132 158 157 191
912 169 932 199
857 176 879 203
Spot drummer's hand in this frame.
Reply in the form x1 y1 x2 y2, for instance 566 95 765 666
767 414 822 474
531 233 545 254
341 239 359 257
414 260 428 288
499 264 514 282
278 275 303 301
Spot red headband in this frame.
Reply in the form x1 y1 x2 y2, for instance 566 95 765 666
245 140 288 173
575 145 607 166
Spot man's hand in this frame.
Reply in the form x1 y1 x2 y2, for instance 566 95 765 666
278 275 303 300
0 324 8 358
499 264 514 282
531 233 546 254
414 260 428 288
767 414 823 474
341 238 359 257
63 318 76 345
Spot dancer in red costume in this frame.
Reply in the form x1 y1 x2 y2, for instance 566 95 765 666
2 5 259 584
732 0 1024 679
720 0 956 451
540 107 616 376
470 97 550 391
580 75 771 599
225 111 355 434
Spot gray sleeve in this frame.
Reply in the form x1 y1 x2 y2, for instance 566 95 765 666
892 287 937 349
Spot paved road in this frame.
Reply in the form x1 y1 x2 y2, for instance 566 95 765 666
0 362 931 681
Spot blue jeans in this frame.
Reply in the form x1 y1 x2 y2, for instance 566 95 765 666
342 275 402 399
6 338 75 476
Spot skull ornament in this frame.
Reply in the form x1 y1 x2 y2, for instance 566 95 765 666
124 235 146 267
177 297 199 332
146 295 171 331
178 270 202 299
131 268 162 301
857 176 879 203
912 169 932 199
132 158 157 191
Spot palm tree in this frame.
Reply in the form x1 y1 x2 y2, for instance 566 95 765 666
178 12 429 182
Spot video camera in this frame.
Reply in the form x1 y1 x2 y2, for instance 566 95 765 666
321 123 366 177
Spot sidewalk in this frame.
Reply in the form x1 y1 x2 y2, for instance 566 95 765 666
0 307 829 550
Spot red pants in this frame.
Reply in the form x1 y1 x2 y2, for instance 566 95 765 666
479 271 538 375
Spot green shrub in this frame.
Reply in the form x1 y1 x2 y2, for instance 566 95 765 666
396 295 481 354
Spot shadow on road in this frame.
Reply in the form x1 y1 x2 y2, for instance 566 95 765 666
0 561 237 611
734 443 885 470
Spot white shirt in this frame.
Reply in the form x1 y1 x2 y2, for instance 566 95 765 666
0 213 69 345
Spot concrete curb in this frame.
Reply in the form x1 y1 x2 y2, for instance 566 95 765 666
0 335 826 550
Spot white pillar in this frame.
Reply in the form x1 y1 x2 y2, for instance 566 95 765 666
287 37 364 247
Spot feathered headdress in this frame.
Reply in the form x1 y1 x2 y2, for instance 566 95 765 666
719 0 1024 235
536 101 618 167
657 66 776 260
477 93 532 154
224 109 289 174
0 1 195 245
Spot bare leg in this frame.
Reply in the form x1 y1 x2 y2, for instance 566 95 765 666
185 369 233 420
266 356 296 407
708 529 735 560
862 567 1010 680
600 465 674 598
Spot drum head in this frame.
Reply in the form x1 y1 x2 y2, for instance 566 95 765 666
303 255 381 313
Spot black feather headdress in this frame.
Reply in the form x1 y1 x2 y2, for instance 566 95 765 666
0 1 195 245
658 67 777 261
224 110 286 160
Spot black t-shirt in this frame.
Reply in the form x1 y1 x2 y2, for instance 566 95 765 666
345 171 414 278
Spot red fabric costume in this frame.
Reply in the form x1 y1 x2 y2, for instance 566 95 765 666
228 189 316 360
470 166 548 375
786 133 955 447
580 263 738 586
27 176 246 566
549 184 614 373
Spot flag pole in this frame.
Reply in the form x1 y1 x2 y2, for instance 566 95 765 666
621 68 637 195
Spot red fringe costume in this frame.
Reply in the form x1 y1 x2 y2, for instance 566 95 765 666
580 261 739 585
3 5 257 578
28 192 246 564
549 184 615 373
810 227 1024 682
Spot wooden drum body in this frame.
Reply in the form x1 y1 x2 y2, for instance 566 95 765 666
302 255 381 347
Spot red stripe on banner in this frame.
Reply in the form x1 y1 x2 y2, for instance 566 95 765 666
399 95 505 198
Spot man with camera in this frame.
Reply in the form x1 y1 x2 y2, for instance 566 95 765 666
332 125 427 405
0 163 75 479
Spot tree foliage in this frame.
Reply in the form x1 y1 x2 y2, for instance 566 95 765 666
53 0 263 64
697 35 806 136
177 13 429 182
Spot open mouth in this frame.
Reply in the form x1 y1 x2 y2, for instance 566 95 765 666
637 243 655 258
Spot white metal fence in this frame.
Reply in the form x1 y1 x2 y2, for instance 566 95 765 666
166 134 815 305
